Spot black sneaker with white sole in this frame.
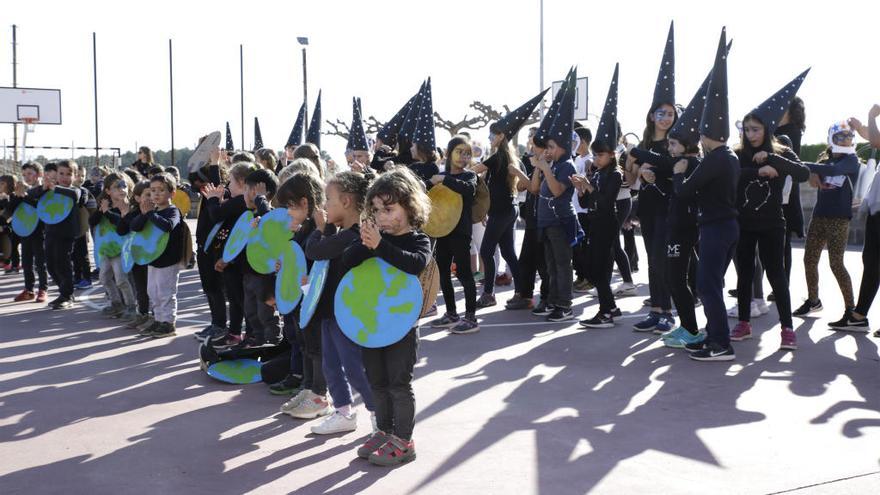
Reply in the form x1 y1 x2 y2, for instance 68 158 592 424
580 312 615 328
792 299 822 317
609 307 622 318
689 342 735 362
829 315 869 332
531 302 553 317
547 307 574 322
684 341 706 353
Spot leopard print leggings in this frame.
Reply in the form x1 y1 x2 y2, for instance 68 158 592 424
803 217 854 308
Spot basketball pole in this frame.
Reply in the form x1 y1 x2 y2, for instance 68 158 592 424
169 39 175 168
92 32 99 167
12 24 18 164
239 44 244 151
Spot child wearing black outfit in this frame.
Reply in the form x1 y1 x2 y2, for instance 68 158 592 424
36 161 82 310
8 162 48 303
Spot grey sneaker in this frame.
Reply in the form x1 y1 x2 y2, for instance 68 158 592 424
127 313 150 329
476 293 496 308
431 313 460 328
449 316 480 335
101 303 124 317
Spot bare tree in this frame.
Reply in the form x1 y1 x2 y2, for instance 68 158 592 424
432 111 490 137
469 100 542 146
324 116 385 140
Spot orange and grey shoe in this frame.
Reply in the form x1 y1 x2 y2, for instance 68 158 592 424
357 430 390 459
369 435 416 466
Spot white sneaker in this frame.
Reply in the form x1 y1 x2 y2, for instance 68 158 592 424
287 391 333 419
280 389 309 414
613 282 638 297
753 298 770 316
727 303 761 319
310 411 358 435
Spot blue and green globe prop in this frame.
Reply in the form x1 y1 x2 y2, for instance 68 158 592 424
222 211 256 263
131 220 170 265
299 259 329 329
121 234 135 273
246 208 294 275
206 359 263 384
275 241 307 315
203 221 222 253
36 190 74 225
94 217 124 265
11 203 39 237
334 257 423 348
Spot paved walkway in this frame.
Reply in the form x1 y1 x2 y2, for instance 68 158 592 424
0 236 878 494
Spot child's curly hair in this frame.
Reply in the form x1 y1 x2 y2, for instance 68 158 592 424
276 172 325 214
365 167 431 229
327 171 371 214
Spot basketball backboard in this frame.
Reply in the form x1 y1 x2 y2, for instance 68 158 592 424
0 87 62 124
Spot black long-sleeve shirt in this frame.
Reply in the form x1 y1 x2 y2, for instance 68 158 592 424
234 196 272 275
6 186 44 239
408 161 440 191
673 145 740 226
578 167 622 220
633 139 673 212
342 230 431 277
130 205 183 268
629 148 700 231
440 170 477 239
736 148 809 231
305 223 361 321
34 185 81 240
89 207 123 229
191 165 223 246
483 154 517 215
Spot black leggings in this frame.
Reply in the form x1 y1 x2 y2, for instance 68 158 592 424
667 226 699 333
197 248 227 328
46 237 75 299
614 198 633 284
222 263 245 334
736 228 792 327
22 232 48 291
480 206 521 294
586 215 617 312
641 208 671 309
72 235 90 281
437 234 477 316
519 227 547 301
855 213 880 316
132 264 150 314
295 317 327 395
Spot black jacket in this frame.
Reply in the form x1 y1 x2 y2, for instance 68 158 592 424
130 205 184 268
735 147 809 231
673 145 740 226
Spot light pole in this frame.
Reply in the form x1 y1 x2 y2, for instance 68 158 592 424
297 37 309 135
539 0 545 118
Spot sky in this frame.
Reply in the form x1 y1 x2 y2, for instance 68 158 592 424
3 0 879 165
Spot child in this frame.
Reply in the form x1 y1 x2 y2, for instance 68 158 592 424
130 173 186 338
89 172 137 319
8 162 48 302
120 180 153 330
72 165 97 290
202 162 255 347
429 136 479 334
343 168 431 466
0 175 18 271
237 168 281 348
276 172 334 418
36 160 83 310
794 121 862 325
518 128 550 314
304 171 376 435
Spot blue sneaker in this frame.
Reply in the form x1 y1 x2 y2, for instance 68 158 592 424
653 313 676 334
74 279 93 290
663 327 706 349
633 312 661 332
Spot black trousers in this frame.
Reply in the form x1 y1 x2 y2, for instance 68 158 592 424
641 208 671 309
614 198 633 284
586 215 617 313
197 248 227 328
736 227 793 328
698 219 738 347
480 206 521 294
855 213 880 316
72 235 90 281
46 236 75 299
362 327 419 440
436 234 477 316
519 227 548 301
132 264 150 314
667 225 699 333
22 232 48 291
296 318 327 395
574 213 591 280
222 263 245 334
6 233 20 267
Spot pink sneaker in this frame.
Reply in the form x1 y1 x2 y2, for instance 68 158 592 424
780 327 797 350
730 321 752 341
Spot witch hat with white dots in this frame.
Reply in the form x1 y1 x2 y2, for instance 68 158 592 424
411 77 436 151
544 67 578 153
670 39 733 146
652 21 676 109
347 97 369 152
534 67 574 148
700 27 730 142
306 90 322 149
490 88 550 141
378 91 417 148
254 117 264 150
286 102 306 148
594 63 620 151
747 68 810 136
398 81 426 145
225 122 234 151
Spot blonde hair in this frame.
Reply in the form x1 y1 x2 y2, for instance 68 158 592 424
278 158 320 184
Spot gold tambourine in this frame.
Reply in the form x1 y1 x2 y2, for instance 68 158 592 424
173 189 192 217
423 184 463 238
472 176 490 224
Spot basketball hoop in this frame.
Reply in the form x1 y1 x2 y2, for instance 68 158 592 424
21 117 38 132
